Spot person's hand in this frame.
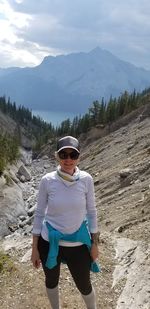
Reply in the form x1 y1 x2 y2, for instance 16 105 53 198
31 247 41 269
90 243 99 261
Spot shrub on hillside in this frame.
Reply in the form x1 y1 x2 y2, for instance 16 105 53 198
0 133 19 174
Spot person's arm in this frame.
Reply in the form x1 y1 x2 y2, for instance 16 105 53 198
31 235 41 268
86 175 100 261
31 176 48 268
91 232 100 245
32 176 48 235
90 232 100 261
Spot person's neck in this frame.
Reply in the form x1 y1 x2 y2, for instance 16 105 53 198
61 168 75 176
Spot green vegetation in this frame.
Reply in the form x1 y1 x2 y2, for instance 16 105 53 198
0 96 56 171
0 87 150 173
0 250 16 273
0 133 19 174
0 96 55 146
56 88 150 136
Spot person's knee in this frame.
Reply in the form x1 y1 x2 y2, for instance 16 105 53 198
77 282 92 295
45 277 59 289
44 268 60 289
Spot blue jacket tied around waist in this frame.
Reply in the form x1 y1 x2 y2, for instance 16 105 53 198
45 220 100 273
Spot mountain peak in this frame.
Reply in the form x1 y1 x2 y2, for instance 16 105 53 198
89 46 102 53
0 48 150 114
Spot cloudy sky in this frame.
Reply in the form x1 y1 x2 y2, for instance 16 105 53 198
0 0 150 70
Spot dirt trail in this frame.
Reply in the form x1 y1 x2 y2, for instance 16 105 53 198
0 232 118 308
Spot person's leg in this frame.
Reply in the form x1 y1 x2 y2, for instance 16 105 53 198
38 236 61 309
81 288 97 309
64 245 97 309
46 285 60 309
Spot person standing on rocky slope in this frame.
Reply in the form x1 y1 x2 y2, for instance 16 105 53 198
31 135 100 309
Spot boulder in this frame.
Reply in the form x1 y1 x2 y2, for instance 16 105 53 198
0 183 26 237
17 164 31 181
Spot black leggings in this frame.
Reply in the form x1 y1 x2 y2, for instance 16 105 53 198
38 236 92 295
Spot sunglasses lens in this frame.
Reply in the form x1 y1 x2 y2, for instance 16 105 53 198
58 151 68 159
58 150 79 160
70 151 79 159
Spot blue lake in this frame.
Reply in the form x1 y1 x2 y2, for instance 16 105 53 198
32 110 80 127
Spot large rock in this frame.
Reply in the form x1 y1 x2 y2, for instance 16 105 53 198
113 237 150 309
0 182 26 237
17 164 31 181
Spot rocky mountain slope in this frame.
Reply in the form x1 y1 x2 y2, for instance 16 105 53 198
1 47 150 113
0 110 35 149
0 102 150 308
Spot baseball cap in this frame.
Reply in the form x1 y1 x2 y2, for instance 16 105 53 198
57 136 80 153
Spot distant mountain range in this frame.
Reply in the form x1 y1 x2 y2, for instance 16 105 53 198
0 47 150 113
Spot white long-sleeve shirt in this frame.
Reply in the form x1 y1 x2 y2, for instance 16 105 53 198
32 169 98 242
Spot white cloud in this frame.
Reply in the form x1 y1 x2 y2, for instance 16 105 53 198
0 0 39 67
0 0 150 69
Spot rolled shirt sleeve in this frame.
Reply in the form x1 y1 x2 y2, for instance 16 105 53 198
86 175 98 233
32 176 48 235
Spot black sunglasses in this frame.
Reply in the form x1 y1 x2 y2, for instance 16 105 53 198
58 150 80 160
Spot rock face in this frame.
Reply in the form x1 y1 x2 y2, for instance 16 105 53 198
0 183 26 236
113 238 150 309
0 111 35 148
0 105 150 308
0 156 56 238
0 159 34 237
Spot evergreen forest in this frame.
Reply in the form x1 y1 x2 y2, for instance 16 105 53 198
0 87 150 174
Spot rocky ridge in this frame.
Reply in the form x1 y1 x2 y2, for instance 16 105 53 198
0 105 150 308
1 47 150 113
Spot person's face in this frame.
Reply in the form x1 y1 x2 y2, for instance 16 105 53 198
57 148 80 175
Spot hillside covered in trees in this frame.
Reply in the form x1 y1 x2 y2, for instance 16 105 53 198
0 87 150 174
